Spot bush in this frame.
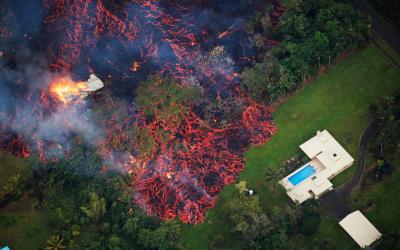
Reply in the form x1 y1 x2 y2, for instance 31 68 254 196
298 212 321 236
376 231 400 250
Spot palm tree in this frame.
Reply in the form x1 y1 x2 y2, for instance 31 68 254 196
80 192 106 222
44 235 66 250
163 220 181 240
264 167 283 192
235 180 248 194
2 174 20 194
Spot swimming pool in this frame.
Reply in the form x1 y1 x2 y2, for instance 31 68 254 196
288 165 316 186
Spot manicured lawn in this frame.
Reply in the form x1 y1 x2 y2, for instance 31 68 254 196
178 44 400 249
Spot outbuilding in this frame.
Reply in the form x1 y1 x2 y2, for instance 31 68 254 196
339 210 382 248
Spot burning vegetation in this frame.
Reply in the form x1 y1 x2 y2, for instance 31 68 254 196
0 0 283 224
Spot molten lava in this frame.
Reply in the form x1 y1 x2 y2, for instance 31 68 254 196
0 0 286 224
49 76 87 104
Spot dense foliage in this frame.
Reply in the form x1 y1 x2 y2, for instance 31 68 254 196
376 230 400 250
23 143 181 249
368 93 400 161
362 93 400 187
241 0 369 103
220 182 323 249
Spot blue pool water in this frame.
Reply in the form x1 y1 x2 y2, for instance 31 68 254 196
288 165 316 186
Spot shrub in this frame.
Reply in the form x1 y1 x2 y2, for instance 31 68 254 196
298 212 321 236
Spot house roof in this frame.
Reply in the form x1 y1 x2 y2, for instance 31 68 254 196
339 210 382 248
299 130 354 171
280 130 354 204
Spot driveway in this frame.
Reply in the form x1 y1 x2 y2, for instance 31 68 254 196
320 120 376 219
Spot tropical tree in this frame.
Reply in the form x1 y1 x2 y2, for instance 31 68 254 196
225 194 270 242
44 235 66 250
264 167 283 192
162 220 181 240
71 225 80 237
138 227 174 250
80 192 106 222
107 235 121 250
235 180 248 194
2 174 20 195
241 63 269 102
123 216 140 235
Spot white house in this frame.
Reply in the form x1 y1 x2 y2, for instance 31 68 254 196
279 130 354 204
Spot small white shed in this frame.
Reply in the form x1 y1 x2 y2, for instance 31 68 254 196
339 210 382 248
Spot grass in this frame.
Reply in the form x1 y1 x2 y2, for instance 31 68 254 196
0 152 30 187
178 44 400 249
0 194 53 250
0 154 54 250
373 35 400 68
354 150 400 234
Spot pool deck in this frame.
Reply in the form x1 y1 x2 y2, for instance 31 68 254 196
279 130 354 204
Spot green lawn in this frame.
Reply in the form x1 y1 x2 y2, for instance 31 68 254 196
0 153 30 187
0 154 54 250
0 194 53 250
354 150 400 234
179 44 400 249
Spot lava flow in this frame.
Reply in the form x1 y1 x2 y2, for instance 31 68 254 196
0 0 284 224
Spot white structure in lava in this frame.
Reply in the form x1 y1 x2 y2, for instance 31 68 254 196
82 74 104 95
279 130 354 204
61 74 104 103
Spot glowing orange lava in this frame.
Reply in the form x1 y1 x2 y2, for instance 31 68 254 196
49 76 88 104
130 61 140 72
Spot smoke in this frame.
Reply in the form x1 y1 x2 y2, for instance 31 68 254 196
0 46 103 160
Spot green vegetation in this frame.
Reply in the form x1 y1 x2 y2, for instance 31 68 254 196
135 74 200 119
1 1 400 249
352 92 400 248
242 0 369 103
179 45 400 249
0 144 182 249
0 194 54 250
